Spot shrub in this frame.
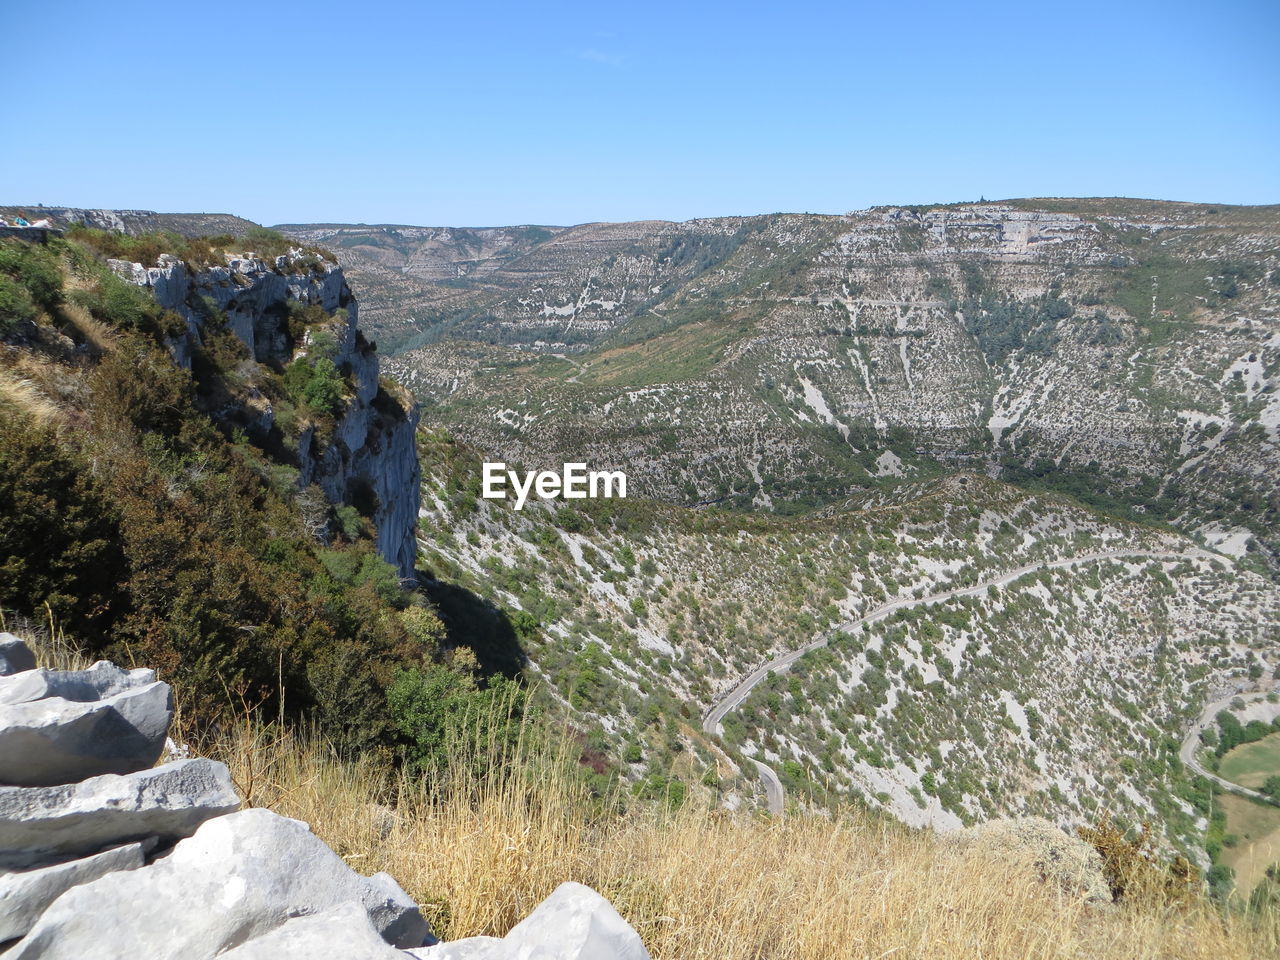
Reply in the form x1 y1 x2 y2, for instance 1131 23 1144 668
387 665 528 774
0 412 127 638
241 227 294 259
0 273 36 333
0 238 62 313
283 356 346 417
1077 815 1195 906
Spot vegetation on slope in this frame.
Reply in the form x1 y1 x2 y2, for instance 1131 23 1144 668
0 232 528 765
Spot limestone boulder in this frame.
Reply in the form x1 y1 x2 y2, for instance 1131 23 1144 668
217 902 409 959
0 680 173 786
0 758 239 868
415 937 505 960
9 807 430 959
0 661 156 706
408 882 650 960
0 840 151 942
0 636 35 676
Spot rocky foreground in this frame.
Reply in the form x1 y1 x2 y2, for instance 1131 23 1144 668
0 634 649 959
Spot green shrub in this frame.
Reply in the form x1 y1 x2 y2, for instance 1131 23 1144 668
0 412 127 637
387 665 527 773
283 356 346 417
0 273 36 332
0 238 62 313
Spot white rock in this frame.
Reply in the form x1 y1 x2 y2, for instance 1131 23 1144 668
9 807 429 959
0 661 156 706
0 636 35 677
218 901 409 959
410 936 504 959
0 758 239 867
412 942 506 960
0 840 150 942
407 883 649 960
503 882 649 960
0 681 173 786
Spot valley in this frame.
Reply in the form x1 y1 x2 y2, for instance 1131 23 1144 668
277 200 1280 872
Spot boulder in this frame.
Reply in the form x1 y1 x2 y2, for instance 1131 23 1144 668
0 758 239 867
412 937 505 960
217 902 408 959
0 681 173 786
952 817 1112 903
0 636 35 676
501 882 650 960
9 807 430 959
0 840 151 942
407 882 650 960
0 661 157 706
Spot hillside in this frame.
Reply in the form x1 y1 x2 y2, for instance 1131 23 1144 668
0 224 480 756
413 428 1280 860
4 204 1278 890
280 199 1280 867
282 201 1280 568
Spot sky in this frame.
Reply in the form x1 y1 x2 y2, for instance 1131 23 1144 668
2 0 1277 227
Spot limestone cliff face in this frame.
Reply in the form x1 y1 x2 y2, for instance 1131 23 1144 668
110 252 421 579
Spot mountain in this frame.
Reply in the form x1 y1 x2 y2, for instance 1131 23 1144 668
282 200 1280 570
4 203 1278 879
282 199 1280 864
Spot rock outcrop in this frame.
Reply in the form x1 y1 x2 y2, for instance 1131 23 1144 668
108 249 421 579
0 663 171 786
0 634 36 676
15 809 429 959
1 636 650 959
0 758 239 867
0 840 150 941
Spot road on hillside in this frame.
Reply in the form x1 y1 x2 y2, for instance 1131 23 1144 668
1179 692 1274 804
702 548 1220 816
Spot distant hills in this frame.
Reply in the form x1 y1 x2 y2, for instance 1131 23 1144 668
280 200 1280 570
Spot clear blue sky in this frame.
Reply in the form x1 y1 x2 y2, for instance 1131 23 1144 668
2 0 1277 226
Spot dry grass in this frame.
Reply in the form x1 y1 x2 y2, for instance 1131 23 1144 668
2 607 91 670
58 301 117 356
0 367 64 429
208 721 1280 960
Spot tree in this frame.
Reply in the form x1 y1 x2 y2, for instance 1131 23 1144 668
0 413 126 638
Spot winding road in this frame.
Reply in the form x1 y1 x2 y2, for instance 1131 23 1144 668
702 547 1220 815
1179 692 1277 804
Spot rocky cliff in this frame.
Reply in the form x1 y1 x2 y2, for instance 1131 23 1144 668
108 250 422 579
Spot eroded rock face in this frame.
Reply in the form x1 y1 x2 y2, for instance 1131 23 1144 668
0 681 172 786
0 758 239 868
0 636 35 677
109 251 422 579
10 808 429 959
